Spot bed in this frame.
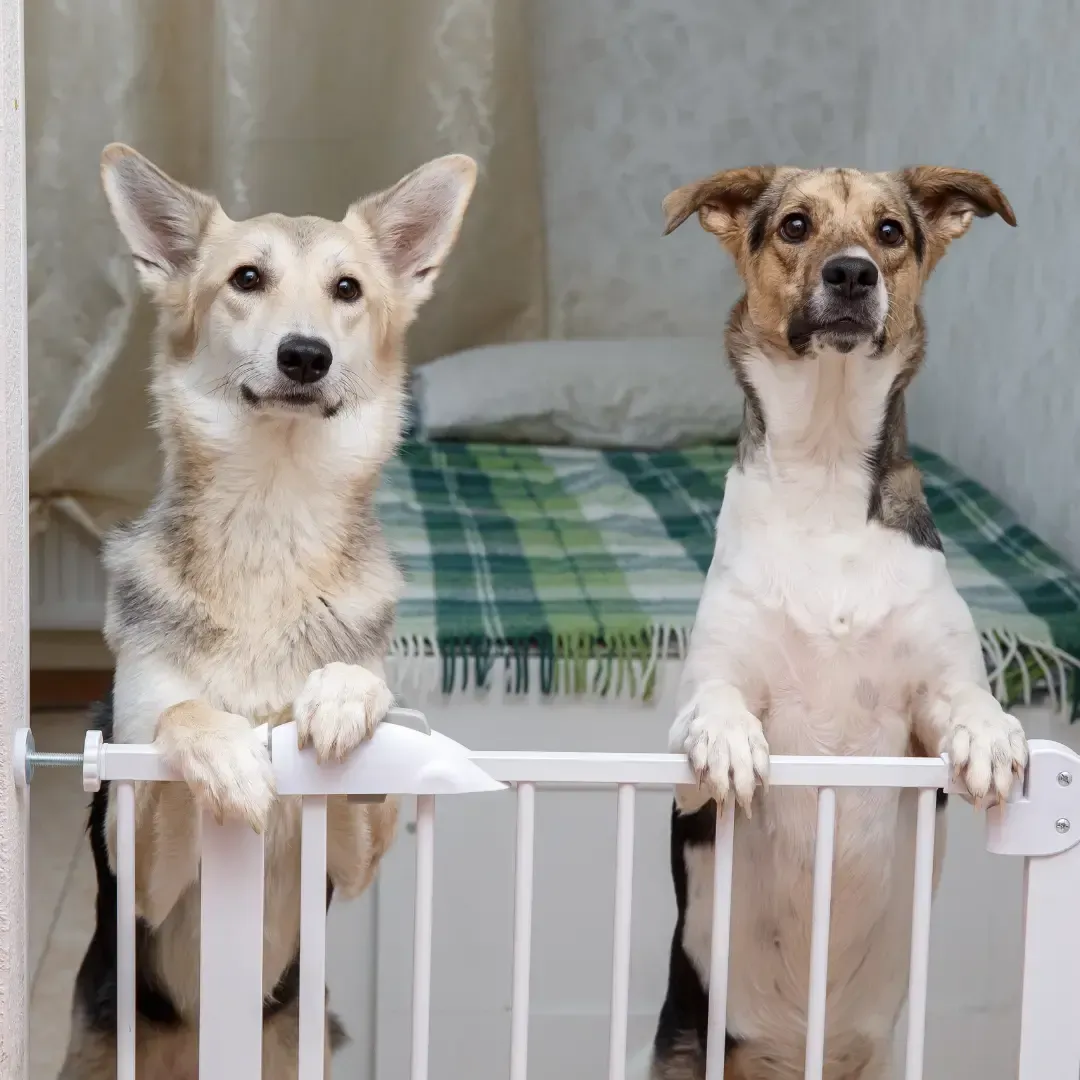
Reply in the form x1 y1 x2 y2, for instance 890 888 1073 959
378 439 1080 713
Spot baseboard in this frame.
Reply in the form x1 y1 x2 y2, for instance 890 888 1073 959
30 630 112 671
30 669 112 711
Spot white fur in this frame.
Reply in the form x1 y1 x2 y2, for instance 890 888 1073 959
669 339 1027 1068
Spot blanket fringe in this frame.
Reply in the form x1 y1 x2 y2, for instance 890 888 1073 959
387 626 1079 716
980 628 1080 719
385 626 690 704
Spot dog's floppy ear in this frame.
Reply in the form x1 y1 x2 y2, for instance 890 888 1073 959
353 154 478 308
901 167 1016 262
662 166 776 253
100 144 219 294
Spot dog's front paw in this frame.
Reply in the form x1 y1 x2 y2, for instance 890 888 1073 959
946 689 1028 806
294 662 394 763
156 704 275 832
678 705 770 815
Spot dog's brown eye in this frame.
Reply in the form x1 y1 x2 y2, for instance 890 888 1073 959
878 219 905 247
230 266 263 292
335 277 362 303
779 214 810 243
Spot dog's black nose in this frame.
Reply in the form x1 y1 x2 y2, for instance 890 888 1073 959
277 335 333 384
821 256 879 298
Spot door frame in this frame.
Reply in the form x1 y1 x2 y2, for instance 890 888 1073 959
0 0 30 1073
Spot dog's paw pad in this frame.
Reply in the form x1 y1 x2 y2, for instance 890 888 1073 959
295 662 394 763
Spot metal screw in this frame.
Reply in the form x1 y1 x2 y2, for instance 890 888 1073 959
1058 771 1073 787
1056 818 1071 834
27 751 85 768
23 750 84 785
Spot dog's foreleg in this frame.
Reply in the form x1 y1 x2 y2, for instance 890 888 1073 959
671 573 769 816
909 584 1028 807
106 651 276 925
326 795 399 899
298 658 398 898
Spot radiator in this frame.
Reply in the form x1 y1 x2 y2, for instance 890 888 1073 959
29 518 107 631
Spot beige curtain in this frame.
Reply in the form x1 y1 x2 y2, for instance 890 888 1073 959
26 0 547 536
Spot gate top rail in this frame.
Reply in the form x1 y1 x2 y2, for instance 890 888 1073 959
12 713 1080 857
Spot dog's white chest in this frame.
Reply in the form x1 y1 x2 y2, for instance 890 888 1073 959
717 467 945 758
731 479 935 639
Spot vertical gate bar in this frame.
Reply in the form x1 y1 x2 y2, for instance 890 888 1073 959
804 787 837 1080
299 795 328 1079
115 781 136 1080
199 811 265 1080
704 800 735 1080
510 782 536 1080
607 783 636 1080
903 788 938 1080
1016 845 1080 1079
411 795 436 1080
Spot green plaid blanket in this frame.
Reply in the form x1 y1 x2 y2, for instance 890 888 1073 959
379 441 1080 706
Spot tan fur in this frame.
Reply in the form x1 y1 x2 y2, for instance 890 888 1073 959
63 145 477 1078
721 1035 882 1080
649 1034 888 1080
666 164 1014 536
666 166 1014 357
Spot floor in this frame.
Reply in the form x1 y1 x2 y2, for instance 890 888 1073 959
27 710 97 1080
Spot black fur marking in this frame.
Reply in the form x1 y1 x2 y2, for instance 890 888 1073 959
904 198 927 263
747 206 769 253
726 300 768 466
653 799 739 1074
865 370 943 553
75 694 183 1033
74 693 346 1043
746 187 782 254
785 309 816 355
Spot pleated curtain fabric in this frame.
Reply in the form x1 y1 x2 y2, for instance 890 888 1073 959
26 0 547 535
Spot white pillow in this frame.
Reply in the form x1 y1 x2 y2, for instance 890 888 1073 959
411 338 743 449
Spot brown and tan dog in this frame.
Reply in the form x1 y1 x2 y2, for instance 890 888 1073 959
651 166 1024 1080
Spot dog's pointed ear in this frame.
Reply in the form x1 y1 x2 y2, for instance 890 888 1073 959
100 144 219 294
663 166 777 254
901 167 1016 261
353 154 478 308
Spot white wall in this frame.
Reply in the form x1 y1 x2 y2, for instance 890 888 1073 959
531 0 1080 565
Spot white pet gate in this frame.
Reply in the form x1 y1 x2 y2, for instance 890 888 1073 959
10 713 1080 1080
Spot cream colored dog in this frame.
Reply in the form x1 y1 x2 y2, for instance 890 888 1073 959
61 144 476 1079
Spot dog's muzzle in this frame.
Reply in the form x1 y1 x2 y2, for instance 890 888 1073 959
788 253 886 354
